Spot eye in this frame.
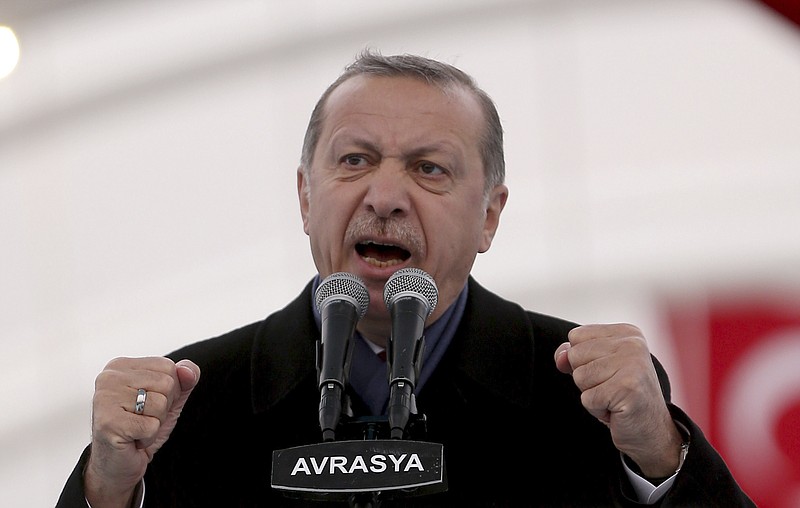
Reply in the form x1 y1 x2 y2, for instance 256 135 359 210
418 161 445 176
342 154 368 167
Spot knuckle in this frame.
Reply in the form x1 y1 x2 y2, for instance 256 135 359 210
568 325 589 341
619 335 649 356
148 391 167 416
571 365 587 388
618 323 644 339
104 356 129 370
571 363 594 391
132 414 160 437
94 371 110 390
580 388 602 412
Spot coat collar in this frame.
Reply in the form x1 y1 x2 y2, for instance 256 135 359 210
250 277 537 414
250 279 319 414
444 277 536 410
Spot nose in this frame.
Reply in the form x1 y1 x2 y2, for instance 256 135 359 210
363 160 410 219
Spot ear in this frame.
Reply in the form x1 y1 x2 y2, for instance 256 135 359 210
297 166 311 235
478 184 508 253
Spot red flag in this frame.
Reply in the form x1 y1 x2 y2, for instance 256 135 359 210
667 291 800 508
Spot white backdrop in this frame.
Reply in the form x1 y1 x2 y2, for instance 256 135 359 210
1 0 799 506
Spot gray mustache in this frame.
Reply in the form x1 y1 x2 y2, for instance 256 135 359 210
345 215 425 255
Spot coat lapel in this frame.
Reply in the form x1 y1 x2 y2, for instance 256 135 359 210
250 277 539 416
421 278 537 412
250 280 319 414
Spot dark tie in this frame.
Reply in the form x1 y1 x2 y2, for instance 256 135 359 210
377 350 387 362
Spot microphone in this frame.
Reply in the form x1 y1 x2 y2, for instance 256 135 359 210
383 267 438 439
315 272 370 442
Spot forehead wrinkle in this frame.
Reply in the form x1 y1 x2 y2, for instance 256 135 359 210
337 135 382 155
330 124 464 163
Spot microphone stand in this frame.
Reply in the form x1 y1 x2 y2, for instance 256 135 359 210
346 417 383 508
273 347 443 505
342 267 436 507
273 272 444 504
336 395 429 507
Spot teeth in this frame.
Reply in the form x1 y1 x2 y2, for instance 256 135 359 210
363 240 401 249
363 257 403 268
356 239 410 267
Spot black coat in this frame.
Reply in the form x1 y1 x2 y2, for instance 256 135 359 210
57 277 755 507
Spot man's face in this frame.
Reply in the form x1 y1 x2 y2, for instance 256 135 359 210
298 75 507 343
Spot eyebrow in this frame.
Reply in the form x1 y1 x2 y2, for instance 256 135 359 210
342 136 460 161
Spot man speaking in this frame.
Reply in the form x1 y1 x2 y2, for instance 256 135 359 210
57 50 755 507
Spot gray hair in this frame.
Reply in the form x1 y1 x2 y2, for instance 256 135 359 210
299 49 505 194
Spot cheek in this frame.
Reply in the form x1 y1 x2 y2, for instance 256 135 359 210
306 192 353 248
427 210 484 261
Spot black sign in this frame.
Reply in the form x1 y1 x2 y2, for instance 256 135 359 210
271 439 445 494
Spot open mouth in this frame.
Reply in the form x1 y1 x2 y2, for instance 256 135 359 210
356 241 411 268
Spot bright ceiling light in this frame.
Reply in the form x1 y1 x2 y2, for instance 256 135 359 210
0 25 21 79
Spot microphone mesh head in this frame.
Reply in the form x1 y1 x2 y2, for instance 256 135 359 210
383 267 438 317
315 272 370 319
